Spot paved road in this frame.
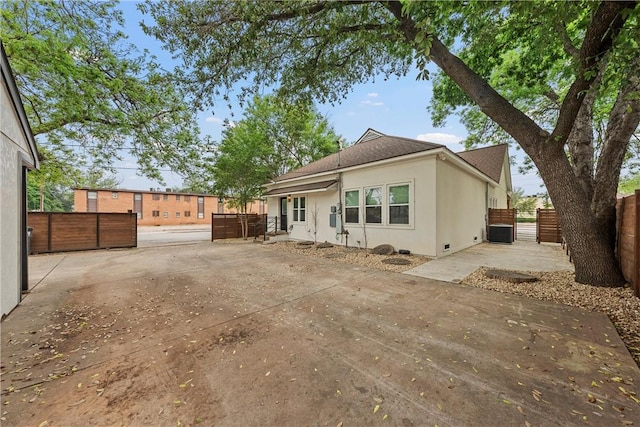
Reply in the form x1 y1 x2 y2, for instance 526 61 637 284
137 224 210 247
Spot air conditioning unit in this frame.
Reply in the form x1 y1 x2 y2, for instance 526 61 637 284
489 224 513 244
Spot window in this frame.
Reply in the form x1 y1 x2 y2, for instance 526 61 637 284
365 187 382 224
176 195 181 201
87 191 97 212
184 195 191 202
152 193 160 200
163 194 169 201
152 210 160 217
293 196 305 222
176 212 181 218
163 211 169 218
112 192 118 199
197 196 204 219
134 193 142 219
389 184 410 224
184 211 191 217
344 190 359 223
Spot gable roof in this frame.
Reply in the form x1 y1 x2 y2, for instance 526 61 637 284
456 144 508 184
274 128 443 182
1 42 39 169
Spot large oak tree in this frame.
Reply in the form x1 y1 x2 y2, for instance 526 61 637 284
141 0 640 286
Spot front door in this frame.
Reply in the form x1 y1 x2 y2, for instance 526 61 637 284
280 197 287 231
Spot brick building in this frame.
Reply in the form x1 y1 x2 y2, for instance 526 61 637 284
73 188 265 226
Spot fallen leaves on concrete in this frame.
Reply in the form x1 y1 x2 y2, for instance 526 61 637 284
462 267 640 367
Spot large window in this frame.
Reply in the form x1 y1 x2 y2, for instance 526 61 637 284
389 184 410 224
365 187 382 224
293 196 305 222
344 190 359 223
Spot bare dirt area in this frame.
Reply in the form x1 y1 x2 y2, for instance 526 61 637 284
2 242 639 426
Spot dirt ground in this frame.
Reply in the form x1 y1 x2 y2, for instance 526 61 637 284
2 242 639 426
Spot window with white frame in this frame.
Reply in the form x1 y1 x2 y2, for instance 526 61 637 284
293 196 306 222
365 187 382 224
344 190 359 223
112 192 118 199
388 184 410 224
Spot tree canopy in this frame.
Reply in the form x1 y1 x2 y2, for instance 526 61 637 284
141 0 639 286
208 95 339 238
1 0 208 185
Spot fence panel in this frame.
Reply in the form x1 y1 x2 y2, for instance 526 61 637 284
212 213 267 240
537 209 562 243
99 213 138 248
28 212 137 254
487 208 517 242
617 191 639 296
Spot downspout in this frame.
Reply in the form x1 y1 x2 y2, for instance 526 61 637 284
485 182 489 241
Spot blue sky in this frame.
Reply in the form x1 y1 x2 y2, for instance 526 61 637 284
115 1 545 195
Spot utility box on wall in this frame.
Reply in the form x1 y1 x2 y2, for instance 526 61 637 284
329 213 336 227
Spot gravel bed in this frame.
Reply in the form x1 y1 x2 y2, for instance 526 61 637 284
462 267 640 367
264 240 430 273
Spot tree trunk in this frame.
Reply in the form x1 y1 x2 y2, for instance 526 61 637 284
535 143 625 286
591 63 640 249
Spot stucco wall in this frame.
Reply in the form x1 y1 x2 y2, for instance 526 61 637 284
1 78 32 317
435 159 487 258
272 156 440 256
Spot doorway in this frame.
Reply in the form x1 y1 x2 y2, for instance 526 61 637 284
280 197 287 231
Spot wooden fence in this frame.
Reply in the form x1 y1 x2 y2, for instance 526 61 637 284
211 213 267 240
537 209 562 243
487 208 517 242
28 212 137 254
617 190 639 296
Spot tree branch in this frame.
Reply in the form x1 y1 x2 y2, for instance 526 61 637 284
551 1 636 145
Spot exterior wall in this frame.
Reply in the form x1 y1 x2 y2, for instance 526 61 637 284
435 159 488 258
73 189 265 226
270 156 440 257
488 161 510 209
1 75 35 317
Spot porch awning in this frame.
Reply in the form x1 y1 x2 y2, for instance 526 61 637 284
263 179 338 197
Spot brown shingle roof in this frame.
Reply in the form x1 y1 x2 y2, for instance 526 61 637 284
456 144 507 183
274 129 443 182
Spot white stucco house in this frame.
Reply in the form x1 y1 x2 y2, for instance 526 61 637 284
263 129 511 257
1 43 39 318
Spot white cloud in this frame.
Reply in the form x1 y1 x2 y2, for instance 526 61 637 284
205 116 224 124
416 132 465 152
367 92 379 98
360 99 384 107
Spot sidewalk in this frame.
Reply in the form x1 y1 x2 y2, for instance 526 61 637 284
405 241 573 283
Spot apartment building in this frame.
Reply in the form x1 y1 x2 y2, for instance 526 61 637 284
73 187 265 226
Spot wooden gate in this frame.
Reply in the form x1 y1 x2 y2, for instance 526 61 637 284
536 209 562 243
487 208 517 242
211 213 267 240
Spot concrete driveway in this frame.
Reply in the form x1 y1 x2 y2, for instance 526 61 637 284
2 242 638 426
405 241 573 283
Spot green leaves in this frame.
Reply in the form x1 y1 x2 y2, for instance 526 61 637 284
210 95 339 204
2 0 204 186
